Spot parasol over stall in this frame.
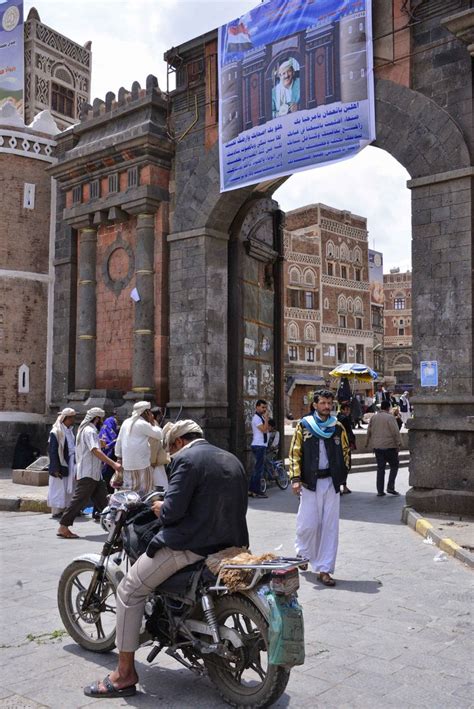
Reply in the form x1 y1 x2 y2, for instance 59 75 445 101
329 363 378 395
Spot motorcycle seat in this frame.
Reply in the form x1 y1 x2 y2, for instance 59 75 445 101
157 559 206 595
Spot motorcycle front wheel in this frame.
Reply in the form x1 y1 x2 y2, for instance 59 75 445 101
205 595 290 708
57 560 117 653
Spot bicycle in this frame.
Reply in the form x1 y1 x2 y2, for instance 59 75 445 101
260 453 290 493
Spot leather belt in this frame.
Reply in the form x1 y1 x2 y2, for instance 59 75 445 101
317 470 331 478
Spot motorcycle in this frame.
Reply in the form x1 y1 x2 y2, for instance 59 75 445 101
57 490 306 707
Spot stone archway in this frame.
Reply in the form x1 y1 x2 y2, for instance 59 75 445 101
169 61 473 511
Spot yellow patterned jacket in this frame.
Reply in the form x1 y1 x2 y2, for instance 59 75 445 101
289 420 350 492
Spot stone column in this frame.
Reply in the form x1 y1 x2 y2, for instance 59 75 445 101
75 227 97 392
167 227 230 448
132 213 155 395
406 167 474 514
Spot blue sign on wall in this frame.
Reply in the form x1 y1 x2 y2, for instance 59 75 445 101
420 361 438 387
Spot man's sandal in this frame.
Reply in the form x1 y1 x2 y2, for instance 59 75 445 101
83 675 137 698
318 572 336 587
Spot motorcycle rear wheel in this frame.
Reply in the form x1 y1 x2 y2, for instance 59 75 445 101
57 560 117 653
205 595 290 708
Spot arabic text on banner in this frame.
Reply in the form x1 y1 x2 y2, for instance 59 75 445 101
218 0 375 193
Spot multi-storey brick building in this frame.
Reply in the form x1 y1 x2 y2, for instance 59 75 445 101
0 10 91 465
283 203 372 419
383 268 413 390
0 101 59 464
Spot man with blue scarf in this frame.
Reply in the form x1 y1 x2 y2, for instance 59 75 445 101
289 390 349 586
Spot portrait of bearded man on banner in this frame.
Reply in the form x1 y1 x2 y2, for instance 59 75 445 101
272 57 300 118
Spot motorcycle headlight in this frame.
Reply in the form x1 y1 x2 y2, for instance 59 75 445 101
108 490 141 509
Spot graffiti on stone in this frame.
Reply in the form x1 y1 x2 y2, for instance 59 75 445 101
260 363 274 399
244 337 256 356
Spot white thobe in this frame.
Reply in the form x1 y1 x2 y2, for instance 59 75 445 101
295 477 340 574
47 425 76 512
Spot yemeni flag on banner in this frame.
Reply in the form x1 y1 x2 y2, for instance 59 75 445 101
226 21 253 53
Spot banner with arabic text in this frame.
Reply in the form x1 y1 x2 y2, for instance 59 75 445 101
218 0 375 192
0 0 24 115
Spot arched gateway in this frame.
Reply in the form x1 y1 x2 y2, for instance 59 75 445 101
49 3 473 514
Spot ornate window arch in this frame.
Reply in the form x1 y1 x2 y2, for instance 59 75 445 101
393 353 412 367
304 323 316 342
354 297 363 314
337 294 347 312
326 240 335 257
303 268 316 287
53 64 74 86
340 243 350 262
288 321 299 341
324 297 329 309
347 297 354 312
353 246 362 264
288 266 302 285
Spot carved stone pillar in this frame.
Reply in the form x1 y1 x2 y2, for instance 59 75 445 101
132 213 155 394
75 227 97 392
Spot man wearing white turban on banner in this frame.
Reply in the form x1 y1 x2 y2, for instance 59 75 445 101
57 408 121 539
115 401 164 496
48 407 77 518
272 57 300 118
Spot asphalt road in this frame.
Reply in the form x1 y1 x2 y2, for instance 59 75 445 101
0 467 473 708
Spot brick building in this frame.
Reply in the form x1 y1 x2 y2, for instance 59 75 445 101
0 8 91 465
383 267 413 391
0 102 59 464
283 203 372 419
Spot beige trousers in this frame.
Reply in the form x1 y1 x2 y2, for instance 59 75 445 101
116 547 203 652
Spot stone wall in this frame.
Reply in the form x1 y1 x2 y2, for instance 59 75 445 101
95 221 136 391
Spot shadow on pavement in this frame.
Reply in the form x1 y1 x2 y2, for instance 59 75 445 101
249 487 406 526
301 571 382 594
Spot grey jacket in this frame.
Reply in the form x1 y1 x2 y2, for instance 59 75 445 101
366 411 402 450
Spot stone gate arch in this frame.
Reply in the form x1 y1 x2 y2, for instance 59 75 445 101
169 20 473 512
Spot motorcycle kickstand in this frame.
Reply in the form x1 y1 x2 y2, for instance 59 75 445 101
165 648 205 676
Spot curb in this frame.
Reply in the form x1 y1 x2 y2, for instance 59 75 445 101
402 506 474 569
0 496 49 513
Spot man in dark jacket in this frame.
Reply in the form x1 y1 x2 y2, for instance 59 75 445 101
84 420 249 699
289 390 349 587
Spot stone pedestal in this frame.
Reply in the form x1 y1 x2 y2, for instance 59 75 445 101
12 469 49 486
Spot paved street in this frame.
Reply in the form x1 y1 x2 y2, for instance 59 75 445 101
0 467 472 709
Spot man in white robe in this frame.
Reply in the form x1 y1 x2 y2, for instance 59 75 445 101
272 58 300 118
115 401 163 496
47 408 76 518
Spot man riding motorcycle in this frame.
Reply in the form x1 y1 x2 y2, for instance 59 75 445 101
84 419 249 699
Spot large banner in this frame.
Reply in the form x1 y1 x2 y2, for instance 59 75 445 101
218 0 375 192
0 0 24 114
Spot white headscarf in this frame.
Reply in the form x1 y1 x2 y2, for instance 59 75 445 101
162 420 204 452
49 408 76 467
129 400 151 430
76 407 105 445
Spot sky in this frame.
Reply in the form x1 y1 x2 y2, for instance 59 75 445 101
24 0 412 272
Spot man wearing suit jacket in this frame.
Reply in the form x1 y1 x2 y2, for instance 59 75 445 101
84 419 249 699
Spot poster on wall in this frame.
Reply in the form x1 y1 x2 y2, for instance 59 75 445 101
368 249 384 306
0 0 24 115
218 0 375 192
